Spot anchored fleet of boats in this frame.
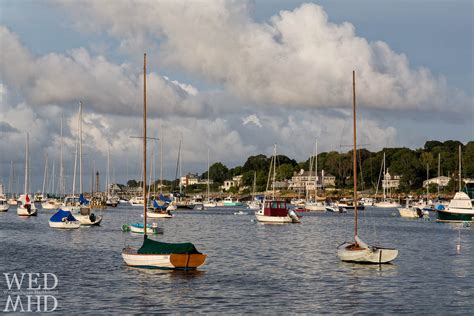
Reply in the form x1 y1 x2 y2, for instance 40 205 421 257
3 66 473 272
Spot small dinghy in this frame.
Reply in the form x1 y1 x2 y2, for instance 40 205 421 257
122 236 206 270
122 223 163 235
234 210 248 215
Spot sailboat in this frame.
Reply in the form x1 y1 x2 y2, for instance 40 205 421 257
203 148 217 208
436 145 474 222
247 171 260 210
7 162 18 206
71 102 103 226
147 139 173 218
0 183 9 212
337 71 398 264
255 144 300 223
122 53 207 270
17 133 38 216
105 149 119 207
41 151 60 210
305 139 326 211
373 152 401 208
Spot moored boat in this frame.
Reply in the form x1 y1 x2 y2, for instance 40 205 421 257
122 236 206 270
0 185 9 212
255 144 300 224
222 196 243 207
42 199 61 210
436 192 474 222
17 133 37 217
49 209 81 229
436 147 474 223
122 54 206 271
337 71 398 264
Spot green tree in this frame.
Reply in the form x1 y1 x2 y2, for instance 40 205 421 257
209 162 229 183
277 163 296 180
127 179 138 187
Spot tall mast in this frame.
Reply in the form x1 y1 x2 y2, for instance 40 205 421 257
382 152 386 200
253 171 256 197
143 53 148 234
79 101 83 194
352 70 358 238
207 147 210 201
272 144 277 200
437 153 440 196
426 163 429 203
8 161 13 197
72 137 78 196
42 154 48 197
314 139 318 199
160 124 163 194
458 145 462 192
307 153 312 200
179 137 182 195
59 117 64 196
107 148 110 197
50 160 56 195
91 159 95 196
24 133 29 194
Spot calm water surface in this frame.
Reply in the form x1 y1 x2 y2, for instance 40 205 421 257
1 205 473 314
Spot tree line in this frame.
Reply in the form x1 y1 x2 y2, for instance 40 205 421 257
125 140 473 194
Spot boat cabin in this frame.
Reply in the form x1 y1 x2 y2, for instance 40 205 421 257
263 200 288 217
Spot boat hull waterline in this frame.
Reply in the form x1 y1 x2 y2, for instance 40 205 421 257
49 220 81 229
337 242 398 264
122 248 207 270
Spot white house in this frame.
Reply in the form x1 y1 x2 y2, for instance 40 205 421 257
423 176 450 188
382 172 400 189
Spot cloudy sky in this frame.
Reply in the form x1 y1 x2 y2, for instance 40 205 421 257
0 0 472 193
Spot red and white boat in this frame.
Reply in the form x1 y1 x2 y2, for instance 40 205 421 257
254 144 300 224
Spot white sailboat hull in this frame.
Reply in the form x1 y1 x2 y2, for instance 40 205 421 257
146 211 173 219
128 224 163 235
398 207 426 218
0 202 9 212
304 203 326 212
42 200 60 210
122 250 174 269
122 247 207 270
49 220 81 229
61 205 81 212
203 202 217 208
337 241 398 263
374 201 401 208
74 214 103 226
17 205 37 216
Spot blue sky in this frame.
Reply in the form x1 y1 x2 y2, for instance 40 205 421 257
0 0 472 192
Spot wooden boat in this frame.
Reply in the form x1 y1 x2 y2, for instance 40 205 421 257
337 71 398 264
122 236 206 270
121 53 206 270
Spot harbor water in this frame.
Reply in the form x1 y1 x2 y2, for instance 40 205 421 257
1 205 473 314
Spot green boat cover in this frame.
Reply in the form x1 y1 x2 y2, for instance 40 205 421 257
137 236 201 254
